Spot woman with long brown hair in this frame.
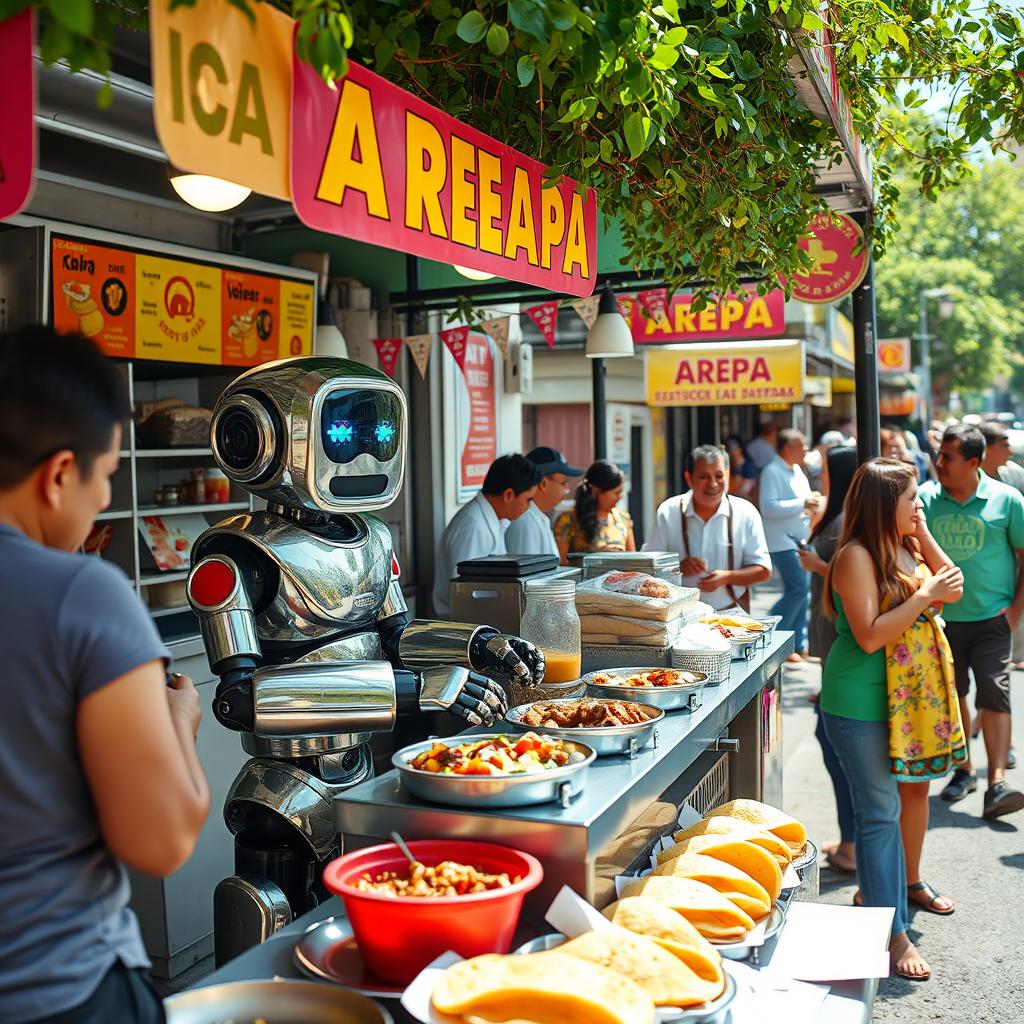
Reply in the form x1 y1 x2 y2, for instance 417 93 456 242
821 459 963 981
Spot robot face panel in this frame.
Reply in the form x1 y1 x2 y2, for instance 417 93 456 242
211 357 407 514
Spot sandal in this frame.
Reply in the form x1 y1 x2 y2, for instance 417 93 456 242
908 881 955 915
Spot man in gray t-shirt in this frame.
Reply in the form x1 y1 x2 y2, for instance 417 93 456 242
0 327 210 1024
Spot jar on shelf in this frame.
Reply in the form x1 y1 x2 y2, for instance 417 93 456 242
191 468 206 503
206 468 230 503
520 577 582 688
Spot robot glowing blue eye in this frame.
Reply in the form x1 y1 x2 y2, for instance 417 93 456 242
327 421 354 445
375 421 396 445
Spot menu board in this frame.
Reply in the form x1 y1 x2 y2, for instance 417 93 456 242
50 235 315 365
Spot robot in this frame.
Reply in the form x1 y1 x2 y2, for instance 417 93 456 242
185 357 545 964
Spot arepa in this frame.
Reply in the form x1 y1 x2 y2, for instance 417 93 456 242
619 875 754 941
655 834 783 900
708 798 808 855
648 851 770 918
672 816 793 867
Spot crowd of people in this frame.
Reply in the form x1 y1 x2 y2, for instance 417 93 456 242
446 416 1024 983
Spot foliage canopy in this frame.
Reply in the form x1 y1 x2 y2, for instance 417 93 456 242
4 0 1024 299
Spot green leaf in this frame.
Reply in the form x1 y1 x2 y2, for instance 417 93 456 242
429 0 453 17
374 38 396 69
650 43 679 69
48 0 93 35
96 80 114 109
38 22 71 64
800 11 825 31
663 26 689 46
486 23 510 55
706 63 731 79
516 54 536 86
624 111 649 158
600 136 613 162
509 0 547 41
400 27 421 60
456 10 488 44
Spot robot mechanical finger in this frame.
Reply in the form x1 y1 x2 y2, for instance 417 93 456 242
463 679 504 712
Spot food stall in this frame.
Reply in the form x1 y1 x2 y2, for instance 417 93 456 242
172 632 881 1024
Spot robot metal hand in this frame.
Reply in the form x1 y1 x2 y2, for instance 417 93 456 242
470 630 546 687
418 666 508 727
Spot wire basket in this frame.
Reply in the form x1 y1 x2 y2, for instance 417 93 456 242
501 676 587 710
670 647 732 685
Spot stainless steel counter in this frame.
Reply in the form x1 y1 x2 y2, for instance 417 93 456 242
335 633 793 909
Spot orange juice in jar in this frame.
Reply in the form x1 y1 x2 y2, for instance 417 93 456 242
542 650 582 684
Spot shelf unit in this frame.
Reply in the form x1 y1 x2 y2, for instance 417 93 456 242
93 361 255 644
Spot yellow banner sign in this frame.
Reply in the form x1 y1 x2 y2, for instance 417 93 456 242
150 0 292 200
645 341 805 407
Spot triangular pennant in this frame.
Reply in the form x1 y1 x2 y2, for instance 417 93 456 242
617 295 637 323
571 296 600 329
638 287 669 323
481 316 511 360
404 333 432 379
524 300 559 349
372 337 403 378
440 325 470 371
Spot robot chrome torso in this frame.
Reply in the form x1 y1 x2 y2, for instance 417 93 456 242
186 358 543 963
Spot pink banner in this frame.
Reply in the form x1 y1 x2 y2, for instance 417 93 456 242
460 333 496 493
631 289 787 343
290 55 598 296
0 10 35 221
525 300 559 349
638 287 669 323
440 325 470 371
372 337 403 378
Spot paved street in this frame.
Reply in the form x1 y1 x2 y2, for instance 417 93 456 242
753 584 1024 1021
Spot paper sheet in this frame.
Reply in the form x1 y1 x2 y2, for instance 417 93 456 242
727 961 830 1023
768 902 893 981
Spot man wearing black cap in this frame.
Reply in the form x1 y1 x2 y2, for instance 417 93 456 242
506 447 584 558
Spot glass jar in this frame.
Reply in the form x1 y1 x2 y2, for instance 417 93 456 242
520 578 581 685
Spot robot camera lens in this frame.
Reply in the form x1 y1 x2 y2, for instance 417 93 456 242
216 407 261 471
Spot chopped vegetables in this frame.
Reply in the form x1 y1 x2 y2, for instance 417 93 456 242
354 859 519 898
409 733 576 775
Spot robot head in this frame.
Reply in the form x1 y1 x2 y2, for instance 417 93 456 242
210 357 406 514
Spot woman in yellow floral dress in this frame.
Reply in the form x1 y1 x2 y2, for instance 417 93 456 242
553 460 635 565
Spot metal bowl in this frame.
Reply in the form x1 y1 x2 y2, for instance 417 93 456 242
582 667 707 712
392 735 596 808
513 934 739 1023
711 900 786 961
503 698 664 758
164 979 392 1024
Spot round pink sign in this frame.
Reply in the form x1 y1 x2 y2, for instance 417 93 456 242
790 211 869 304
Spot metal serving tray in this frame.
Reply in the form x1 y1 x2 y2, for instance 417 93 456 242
164 979 392 1024
712 900 787 962
582 667 707 712
503 698 664 758
392 735 596 808
514 934 740 1023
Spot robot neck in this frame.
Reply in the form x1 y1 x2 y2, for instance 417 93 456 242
266 502 366 543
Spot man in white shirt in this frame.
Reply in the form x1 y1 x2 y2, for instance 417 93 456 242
505 447 583 558
432 454 542 618
644 445 771 611
758 429 823 661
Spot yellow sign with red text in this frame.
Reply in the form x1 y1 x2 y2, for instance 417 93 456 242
645 341 805 407
150 0 292 199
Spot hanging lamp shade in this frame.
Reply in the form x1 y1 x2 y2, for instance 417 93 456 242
585 284 634 358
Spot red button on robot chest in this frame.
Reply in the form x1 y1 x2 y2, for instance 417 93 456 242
189 559 237 607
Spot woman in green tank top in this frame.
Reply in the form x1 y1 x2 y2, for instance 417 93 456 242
820 459 963 982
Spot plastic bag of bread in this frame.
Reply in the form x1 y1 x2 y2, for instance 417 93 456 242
576 572 700 622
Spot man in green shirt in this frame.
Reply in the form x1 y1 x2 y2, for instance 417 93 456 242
920 424 1024 819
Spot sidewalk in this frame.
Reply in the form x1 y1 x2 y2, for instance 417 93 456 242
751 580 1024 1022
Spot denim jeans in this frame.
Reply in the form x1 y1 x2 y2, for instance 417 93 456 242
815 706 855 844
821 711 908 937
769 548 809 652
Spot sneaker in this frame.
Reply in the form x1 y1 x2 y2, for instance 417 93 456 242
941 768 978 803
1008 746 1017 770
983 781 1024 819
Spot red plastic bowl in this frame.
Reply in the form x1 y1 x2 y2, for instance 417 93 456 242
322 839 543 984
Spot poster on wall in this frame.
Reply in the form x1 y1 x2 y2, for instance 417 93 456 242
50 235 315 365
456 332 498 501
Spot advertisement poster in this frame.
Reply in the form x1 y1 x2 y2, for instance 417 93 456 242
457 333 497 499
138 514 210 572
645 340 805 407
789 211 869 304
50 235 315 365
51 237 137 357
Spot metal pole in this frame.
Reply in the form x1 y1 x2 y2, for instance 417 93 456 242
918 289 933 433
851 242 880 462
592 357 607 460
